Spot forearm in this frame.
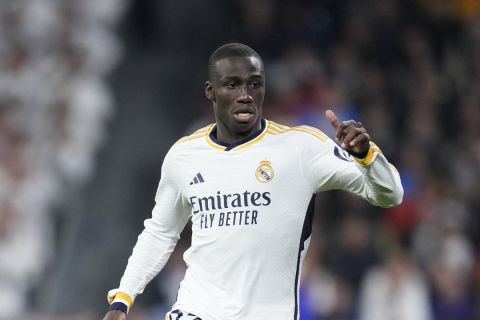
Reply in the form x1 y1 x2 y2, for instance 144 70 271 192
119 227 179 297
351 144 403 207
109 219 182 313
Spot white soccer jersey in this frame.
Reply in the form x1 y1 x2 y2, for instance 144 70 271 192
108 119 403 320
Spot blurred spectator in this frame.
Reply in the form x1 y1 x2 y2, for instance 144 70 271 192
0 0 125 318
330 214 379 297
415 196 476 320
358 249 432 320
300 229 356 320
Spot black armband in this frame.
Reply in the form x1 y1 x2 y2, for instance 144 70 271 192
109 302 128 315
347 148 369 159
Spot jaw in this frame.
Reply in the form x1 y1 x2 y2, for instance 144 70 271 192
229 112 262 134
215 112 262 143
213 100 264 143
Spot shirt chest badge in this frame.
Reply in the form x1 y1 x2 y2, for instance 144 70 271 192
255 160 274 183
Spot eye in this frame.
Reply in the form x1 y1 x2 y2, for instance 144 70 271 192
250 80 264 89
226 82 237 89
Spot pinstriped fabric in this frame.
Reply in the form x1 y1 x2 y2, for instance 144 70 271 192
294 125 328 141
176 124 214 144
267 122 287 135
269 121 289 130
193 125 214 135
267 121 328 142
268 121 289 131
177 120 330 147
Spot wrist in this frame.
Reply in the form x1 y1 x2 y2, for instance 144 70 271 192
351 142 382 166
107 290 133 315
109 302 128 315
347 148 369 159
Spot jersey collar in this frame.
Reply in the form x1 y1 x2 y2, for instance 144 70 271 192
206 119 268 151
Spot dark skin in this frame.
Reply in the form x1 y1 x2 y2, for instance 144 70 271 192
326 110 370 155
205 55 265 145
102 54 371 320
103 310 125 320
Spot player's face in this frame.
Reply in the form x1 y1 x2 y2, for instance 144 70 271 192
206 56 265 138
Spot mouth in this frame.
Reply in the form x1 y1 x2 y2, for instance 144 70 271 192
233 108 256 123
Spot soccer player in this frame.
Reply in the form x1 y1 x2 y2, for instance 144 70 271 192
103 43 403 320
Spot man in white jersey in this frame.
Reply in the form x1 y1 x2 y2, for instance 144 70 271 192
103 43 403 320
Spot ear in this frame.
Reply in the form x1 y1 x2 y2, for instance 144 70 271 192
205 81 215 102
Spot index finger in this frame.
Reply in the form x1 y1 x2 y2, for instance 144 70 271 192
325 109 340 129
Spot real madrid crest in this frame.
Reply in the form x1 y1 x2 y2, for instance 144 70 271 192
255 160 274 183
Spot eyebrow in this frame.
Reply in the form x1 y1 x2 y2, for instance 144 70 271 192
221 74 264 81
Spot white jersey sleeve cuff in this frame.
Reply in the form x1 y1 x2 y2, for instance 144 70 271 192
107 289 134 313
352 141 382 166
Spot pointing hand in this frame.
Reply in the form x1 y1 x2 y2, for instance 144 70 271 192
325 109 370 155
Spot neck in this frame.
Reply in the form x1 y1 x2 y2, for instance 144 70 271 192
215 121 262 145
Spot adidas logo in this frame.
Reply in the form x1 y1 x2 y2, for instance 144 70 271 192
189 172 205 185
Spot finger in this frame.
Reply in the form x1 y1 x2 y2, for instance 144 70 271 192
349 132 370 147
341 127 362 148
340 120 357 135
345 126 366 145
326 110 340 130
326 110 344 141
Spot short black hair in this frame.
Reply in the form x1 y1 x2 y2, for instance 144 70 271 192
208 43 263 81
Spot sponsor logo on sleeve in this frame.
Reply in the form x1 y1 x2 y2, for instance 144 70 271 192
334 146 353 162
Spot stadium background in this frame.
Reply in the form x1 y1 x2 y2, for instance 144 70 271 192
0 0 479 319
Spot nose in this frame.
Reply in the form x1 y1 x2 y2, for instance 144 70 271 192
237 86 253 104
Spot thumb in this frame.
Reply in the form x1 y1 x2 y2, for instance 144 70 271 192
325 109 340 129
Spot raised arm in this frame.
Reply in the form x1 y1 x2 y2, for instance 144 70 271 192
305 110 403 207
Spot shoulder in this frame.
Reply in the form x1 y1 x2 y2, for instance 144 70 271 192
164 124 213 165
174 124 214 145
267 120 330 143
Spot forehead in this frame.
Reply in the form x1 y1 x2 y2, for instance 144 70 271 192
213 56 264 79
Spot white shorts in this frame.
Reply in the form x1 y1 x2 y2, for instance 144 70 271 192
165 309 202 320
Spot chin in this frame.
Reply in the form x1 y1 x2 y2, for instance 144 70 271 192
232 119 259 133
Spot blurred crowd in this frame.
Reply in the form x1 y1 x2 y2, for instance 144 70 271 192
1 0 480 319
246 1 480 319
0 0 125 318
145 1 480 320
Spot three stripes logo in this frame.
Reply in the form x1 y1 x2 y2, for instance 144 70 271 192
189 172 205 185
